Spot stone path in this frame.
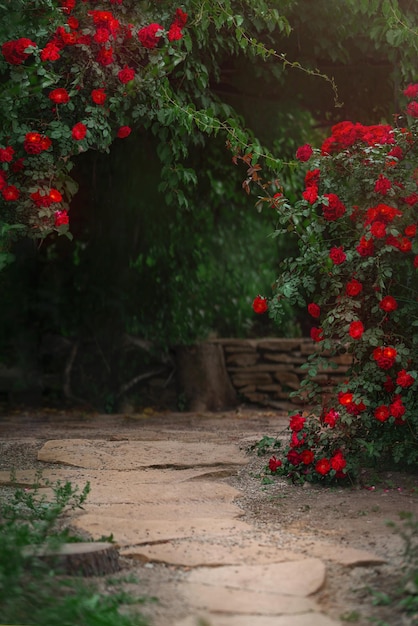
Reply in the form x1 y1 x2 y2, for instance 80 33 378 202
0 410 388 626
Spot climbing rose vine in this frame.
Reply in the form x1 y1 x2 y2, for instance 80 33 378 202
253 85 418 483
0 1 188 247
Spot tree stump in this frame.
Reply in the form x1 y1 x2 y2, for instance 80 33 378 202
175 342 238 411
23 542 120 577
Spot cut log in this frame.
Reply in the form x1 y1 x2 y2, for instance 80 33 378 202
23 541 120 577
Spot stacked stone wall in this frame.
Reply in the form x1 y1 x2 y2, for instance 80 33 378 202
210 338 352 411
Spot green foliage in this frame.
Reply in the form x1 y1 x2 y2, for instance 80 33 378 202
254 88 418 483
0 476 149 625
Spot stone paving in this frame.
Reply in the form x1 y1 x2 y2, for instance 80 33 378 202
0 410 388 626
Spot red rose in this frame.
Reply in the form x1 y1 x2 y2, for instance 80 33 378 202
67 16 79 29
295 143 313 161
138 23 163 49
390 396 406 419
72 122 87 140
287 450 302 466
374 405 390 422
117 126 132 139
356 236 374 257
365 203 401 224
388 146 403 160
310 327 324 342
40 43 61 62
252 295 268 314
49 88 70 104
31 190 53 208
91 88 107 105
168 23 183 41
300 449 314 465
414 256 418 269
396 369 414 388
40 136 52 151
404 83 418 98
1 185 20 201
268 456 282 472
305 169 320 187
370 221 386 238
49 188 62 203
2 38 36 65
329 246 346 265
94 28 110 44
379 295 398 312
330 451 346 472
174 7 188 27
321 193 346 221
323 409 339 428
406 102 418 118
345 279 363 297
289 413 305 432
399 237 412 252
60 0 76 13
404 224 417 237
307 302 320 318
349 320 364 339
270 192 282 207
96 46 114 66
0 146 14 162
290 430 306 449
338 392 353 406
404 194 418 207
374 174 391 195
54 210 69 227
315 458 331 476
373 346 397 370
118 67 135 84
302 185 318 204
23 132 51 154
386 234 400 249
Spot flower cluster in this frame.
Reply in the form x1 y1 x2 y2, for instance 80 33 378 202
263 84 418 482
0 1 188 238
268 410 348 483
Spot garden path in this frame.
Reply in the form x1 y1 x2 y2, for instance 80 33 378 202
1 407 416 625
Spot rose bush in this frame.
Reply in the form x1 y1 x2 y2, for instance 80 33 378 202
0 0 188 252
253 85 418 483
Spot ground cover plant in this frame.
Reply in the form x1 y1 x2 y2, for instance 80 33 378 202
0 475 150 625
249 84 418 484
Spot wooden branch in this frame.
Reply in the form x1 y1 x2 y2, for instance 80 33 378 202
116 367 168 399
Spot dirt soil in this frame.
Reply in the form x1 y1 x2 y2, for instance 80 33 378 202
1 405 417 626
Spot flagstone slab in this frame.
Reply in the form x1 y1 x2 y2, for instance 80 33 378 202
302 541 386 567
123 538 301 567
187 559 326 597
72 514 254 546
80 480 242 505
0 471 243 504
37 439 247 470
174 613 341 626
80 502 245 520
178 582 320 614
